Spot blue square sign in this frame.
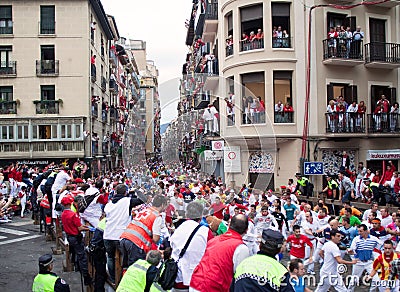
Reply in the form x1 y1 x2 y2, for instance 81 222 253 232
304 162 324 175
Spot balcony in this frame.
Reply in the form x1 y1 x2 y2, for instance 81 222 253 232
36 60 59 76
368 113 400 133
325 113 366 133
34 100 60 114
38 21 55 35
0 61 17 76
131 72 140 88
0 22 13 35
362 0 400 8
322 39 364 66
274 112 294 123
364 42 400 69
101 46 105 59
194 93 211 110
0 100 17 114
241 39 264 52
110 107 118 121
272 37 292 49
109 79 118 93
101 76 107 92
91 64 96 82
203 1 218 42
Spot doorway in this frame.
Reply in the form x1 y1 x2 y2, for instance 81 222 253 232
369 18 386 62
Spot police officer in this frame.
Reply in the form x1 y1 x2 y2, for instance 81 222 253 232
32 254 70 292
322 174 339 214
362 178 381 204
116 250 165 292
231 229 295 291
294 173 310 198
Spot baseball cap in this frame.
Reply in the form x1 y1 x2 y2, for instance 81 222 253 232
261 229 284 249
61 195 74 205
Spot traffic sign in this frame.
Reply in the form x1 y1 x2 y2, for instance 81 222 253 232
304 162 324 175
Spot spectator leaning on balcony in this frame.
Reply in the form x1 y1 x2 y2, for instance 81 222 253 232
327 27 338 57
378 94 391 126
274 100 284 123
353 26 364 56
374 104 385 131
347 101 358 131
390 102 399 132
282 30 290 47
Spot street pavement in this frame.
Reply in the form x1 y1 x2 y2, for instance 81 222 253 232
0 216 367 291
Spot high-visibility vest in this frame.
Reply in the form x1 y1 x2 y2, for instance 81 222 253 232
233 254 288 291
40 195 51 209
298 177 309 187
32 273 58 292
120 207 159 253
116 259 165 292
327 179 338 189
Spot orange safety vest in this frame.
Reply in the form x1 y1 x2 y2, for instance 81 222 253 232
120 207 159 253
40 194 50 209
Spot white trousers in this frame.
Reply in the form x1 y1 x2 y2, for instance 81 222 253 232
315 272 347 292
348 260 379 292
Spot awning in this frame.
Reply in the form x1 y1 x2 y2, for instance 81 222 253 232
367 149 400 160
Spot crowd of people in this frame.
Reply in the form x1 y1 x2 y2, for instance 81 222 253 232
326 94 399 133
326 25 364 59
2 159 400 291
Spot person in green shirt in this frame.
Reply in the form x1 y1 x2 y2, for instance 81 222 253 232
339 207 361 227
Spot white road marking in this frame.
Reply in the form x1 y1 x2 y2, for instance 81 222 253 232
0 235 41 245
7 221 33 227
0 227 29 236
0 236 7 240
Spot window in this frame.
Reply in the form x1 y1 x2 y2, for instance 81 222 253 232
226 12 233 56
1 125 14 140
41 85 55 101
17 125 28 140
40 6 55 34
271 3 291 48
273 71 293 123
241 72 265 124
61 125 72 139
0 86 12 101
226 76 235 126
0 6 12 34
240 4 264 51
32 125 52 139
0 46 13 74
326 83 357 105
75 125 81 138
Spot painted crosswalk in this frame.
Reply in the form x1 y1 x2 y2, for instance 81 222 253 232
0 222 41 245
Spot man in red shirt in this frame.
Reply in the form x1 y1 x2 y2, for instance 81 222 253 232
61 195 92 286
209 196 225 219
286 225 314 266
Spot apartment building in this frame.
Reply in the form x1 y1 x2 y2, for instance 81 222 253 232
127 39 161 157
0 0 142 175
177 0 400 189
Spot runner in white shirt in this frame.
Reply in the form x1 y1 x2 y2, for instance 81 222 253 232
315 229 357 292
301 211 320 274
254 206 278 234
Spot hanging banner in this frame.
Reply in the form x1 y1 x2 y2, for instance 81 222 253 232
367 149 400 160
204 150 223 161
212 140 224 151
224 146 241 173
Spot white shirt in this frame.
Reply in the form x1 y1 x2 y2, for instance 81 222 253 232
381 215 393 228
301 219 320 239
170 220 209 286
362 209 382 221
51 171 70 193
266 194 278 204
103 197 131 240
320 240 341 275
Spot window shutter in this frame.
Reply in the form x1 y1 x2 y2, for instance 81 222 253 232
327 84 334 102
241 5 263 22
350 85 358 102
40 6 55 33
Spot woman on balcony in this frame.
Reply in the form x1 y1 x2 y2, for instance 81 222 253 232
283 102 294 123
240 33 249 51
357 101 366 131
390 102 399 132
326 99 338 132
327 27 338 57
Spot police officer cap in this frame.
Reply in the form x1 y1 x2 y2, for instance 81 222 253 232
261 229 284 249
39 254 54 267
295 172 302 177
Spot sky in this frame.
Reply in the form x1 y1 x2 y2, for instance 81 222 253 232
101 0 193 124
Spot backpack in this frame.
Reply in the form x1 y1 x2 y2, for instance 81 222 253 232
77 192 99 213
156 224 201 290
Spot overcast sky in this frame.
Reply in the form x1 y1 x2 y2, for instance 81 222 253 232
101 0 192 124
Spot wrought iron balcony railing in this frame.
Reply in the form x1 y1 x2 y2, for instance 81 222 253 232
34 99 60 114
36 60 59 75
